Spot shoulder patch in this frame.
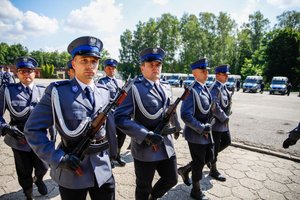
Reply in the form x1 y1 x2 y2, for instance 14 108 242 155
51 80 71 87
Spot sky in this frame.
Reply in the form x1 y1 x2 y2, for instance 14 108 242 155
0 0 299 59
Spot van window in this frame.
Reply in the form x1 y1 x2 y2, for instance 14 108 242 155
271 80 286 85
245 79 258 83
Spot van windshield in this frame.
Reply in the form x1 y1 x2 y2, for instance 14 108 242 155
227 77 235 82
245 79 258 83
207 77 215 81
187 76 195 80
272 80 286 85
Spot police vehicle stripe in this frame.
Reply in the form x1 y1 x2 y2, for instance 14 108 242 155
4 87 31 117
51 87 90 137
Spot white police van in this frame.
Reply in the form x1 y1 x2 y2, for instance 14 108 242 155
242 75 263 93
183 75 195 87
206 74 216 89
226 74 241 91
166 73 187 87
269 76 288 95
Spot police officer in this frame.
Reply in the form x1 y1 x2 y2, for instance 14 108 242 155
178 58 213 200
1 66 16 88
24 36 115 200
0 66 4 85
0 56 48 200
209 64 232 182
66 59 75 79
98 59 126 167
114 47 181 200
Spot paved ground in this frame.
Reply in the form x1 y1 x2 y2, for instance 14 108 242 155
1 136 300 200
0 79 299 199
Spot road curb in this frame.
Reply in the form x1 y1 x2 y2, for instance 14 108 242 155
231 141 300 163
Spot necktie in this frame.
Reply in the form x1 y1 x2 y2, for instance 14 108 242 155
154 83 164 100
85 86 95 106
26 86 32 97
112 78 119 89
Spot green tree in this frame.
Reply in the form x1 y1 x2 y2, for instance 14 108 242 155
276 10 300 30
41 64 55 78
264 28 300 86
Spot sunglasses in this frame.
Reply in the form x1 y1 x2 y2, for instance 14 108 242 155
17 69 35 74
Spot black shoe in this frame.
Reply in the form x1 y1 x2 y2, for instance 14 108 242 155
24 188 33 200
116 156 126 167
35 180 48 195
209 170 226 182
206 162 211 169
178 167 192 186
190 189 203 200
111 160 115 168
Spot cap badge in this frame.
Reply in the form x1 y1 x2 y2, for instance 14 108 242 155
90 37 96 45
153 48 158 53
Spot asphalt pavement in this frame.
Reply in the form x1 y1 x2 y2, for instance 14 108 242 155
0 80 299 199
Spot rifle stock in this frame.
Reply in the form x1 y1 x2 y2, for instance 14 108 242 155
71 75 136 176
151 81 196 151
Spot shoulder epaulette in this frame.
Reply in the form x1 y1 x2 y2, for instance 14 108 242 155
6 83 17 88
51 80 71 87
95 83 108 90
35 84 46 88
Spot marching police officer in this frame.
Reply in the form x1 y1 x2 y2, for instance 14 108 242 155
178 58 213 200
209 64 232 182
66 59 75 80
114 47 181 200
98 59 126 167
0 66 4 86
24 36 115 200
1 66 16 88
0 56 48 200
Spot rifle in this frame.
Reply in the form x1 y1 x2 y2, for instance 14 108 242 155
151 81 196 151
71 75 136 176
6 126 27 145
202 90 221 143
224 86 234 129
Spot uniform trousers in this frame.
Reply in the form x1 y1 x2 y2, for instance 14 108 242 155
188 142 214 181
211 131 231 164
12 148 48 191
59 175 115 200
116 127 126 149
134 156 178 200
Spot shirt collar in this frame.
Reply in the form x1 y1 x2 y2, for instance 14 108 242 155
75 77 95 91
145 78 160 86
21 82 34 90
196 81 205 88
217 80 225 87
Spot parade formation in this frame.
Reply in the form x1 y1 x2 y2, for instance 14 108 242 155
0 36 299 200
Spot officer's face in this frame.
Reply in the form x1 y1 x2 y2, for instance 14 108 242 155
141 61 162 81
72 55 99 84
67 68 75 80
216 73 228 83
192 69 208 84
17 68 35 85
104 66 116 77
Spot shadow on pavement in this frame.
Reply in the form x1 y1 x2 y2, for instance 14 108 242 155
0 179 60 200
